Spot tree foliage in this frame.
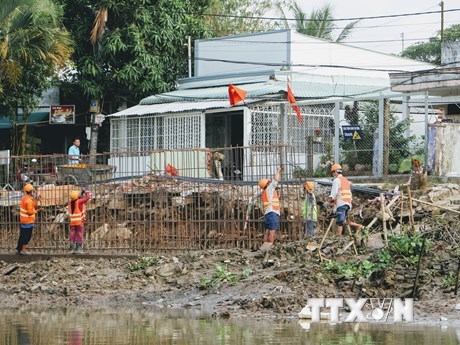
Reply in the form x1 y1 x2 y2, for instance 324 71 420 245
58 0 212 111
279 2 359 42
0 0 73 155
204 0 290 37
0 0 72 94
340 101 416 174
401 24 460 65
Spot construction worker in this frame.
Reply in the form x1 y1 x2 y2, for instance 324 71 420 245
68 188 91 254
302 181 318 237
259 164 284 248
327 163 363 236
17 184 41 255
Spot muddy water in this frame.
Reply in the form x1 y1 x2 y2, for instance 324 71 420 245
0 308 459 345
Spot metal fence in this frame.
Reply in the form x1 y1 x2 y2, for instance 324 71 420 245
0 94 436 253
0 149 318 253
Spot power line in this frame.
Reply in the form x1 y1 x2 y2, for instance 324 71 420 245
183 8 460 23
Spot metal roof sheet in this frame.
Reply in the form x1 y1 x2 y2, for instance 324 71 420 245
138 75 398 106
107 100 234 118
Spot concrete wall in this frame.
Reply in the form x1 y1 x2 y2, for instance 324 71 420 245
441 42 460 67
194 30 290 76
429 123 460 177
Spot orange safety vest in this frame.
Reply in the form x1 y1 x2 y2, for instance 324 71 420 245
333 175 352 204
262 188 280 212
68 200 83 226
19 194 37 224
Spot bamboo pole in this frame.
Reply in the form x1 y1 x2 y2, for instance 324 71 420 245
411 236 426 298
407 187 415 233
380 193 388 246
399 191 404 231
455 257 460 296
318 218 335 262
366 195 400 230
403 196 460 215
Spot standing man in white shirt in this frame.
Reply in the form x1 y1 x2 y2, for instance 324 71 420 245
327 163 363 236
68 138 81 164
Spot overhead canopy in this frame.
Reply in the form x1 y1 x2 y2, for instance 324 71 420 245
0 111 50 129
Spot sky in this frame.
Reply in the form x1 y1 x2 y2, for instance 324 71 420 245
292 0 460 55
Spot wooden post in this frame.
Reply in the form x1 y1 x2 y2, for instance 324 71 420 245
380 193 388 246
383 99 390 176
307 136 314 177
318 218 335 262
407 187 415 233
411 236 426 298
455 257 460 296
399 191 404 232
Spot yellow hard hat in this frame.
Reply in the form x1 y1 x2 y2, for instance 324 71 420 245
23 184 34 192
330 163 342 172
258 178 270 190
70 190 80 200
304 181 314 191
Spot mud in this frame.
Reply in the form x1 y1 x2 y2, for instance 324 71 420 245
1 236 459 323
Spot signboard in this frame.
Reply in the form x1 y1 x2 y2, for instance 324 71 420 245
50 105 75 124
342 125 362 141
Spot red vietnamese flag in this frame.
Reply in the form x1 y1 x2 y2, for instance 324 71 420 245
228 84 247 105
287 83 302 123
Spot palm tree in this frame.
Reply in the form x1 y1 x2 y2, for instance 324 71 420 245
279 2 359 42
0 0 73 94
0 0 73 155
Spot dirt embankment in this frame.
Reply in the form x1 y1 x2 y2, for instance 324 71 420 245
1 233 459 322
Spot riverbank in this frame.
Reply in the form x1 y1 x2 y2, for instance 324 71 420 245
1 235 459 324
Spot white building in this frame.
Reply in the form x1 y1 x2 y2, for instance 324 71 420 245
107 30 434 180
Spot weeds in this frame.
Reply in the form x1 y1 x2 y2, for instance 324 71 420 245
323 260 379 279
387 233 429 265
441 271 458 289
199 264 252 290
127 256 160 272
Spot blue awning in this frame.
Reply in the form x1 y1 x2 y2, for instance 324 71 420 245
0 111 50 129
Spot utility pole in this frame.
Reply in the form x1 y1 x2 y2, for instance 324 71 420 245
440 1 444 42
185 36 192 78
401 33 405 52
89 100 100 164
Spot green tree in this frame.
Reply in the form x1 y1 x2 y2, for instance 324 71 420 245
279 2 359 42
205 0 290 37
0 0 73 155
58 0 212 113
341 101 415 174
0 0 72 94
401 24 460 65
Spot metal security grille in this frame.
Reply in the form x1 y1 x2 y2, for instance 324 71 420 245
250 104 281 149
164 114 202 149
111 116 164 152
286 103 334 152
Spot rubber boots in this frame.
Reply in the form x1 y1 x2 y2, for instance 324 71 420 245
75 243 84 254
68 243 75 254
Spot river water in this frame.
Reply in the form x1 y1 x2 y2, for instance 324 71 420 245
0 308 459 345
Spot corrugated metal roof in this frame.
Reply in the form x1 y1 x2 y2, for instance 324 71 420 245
107 100 234 118
138 75 398 106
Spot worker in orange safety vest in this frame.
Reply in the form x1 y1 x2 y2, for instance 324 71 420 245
327 163 363 236
258 164 284 248
68 188 91 254
17 184 42 255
